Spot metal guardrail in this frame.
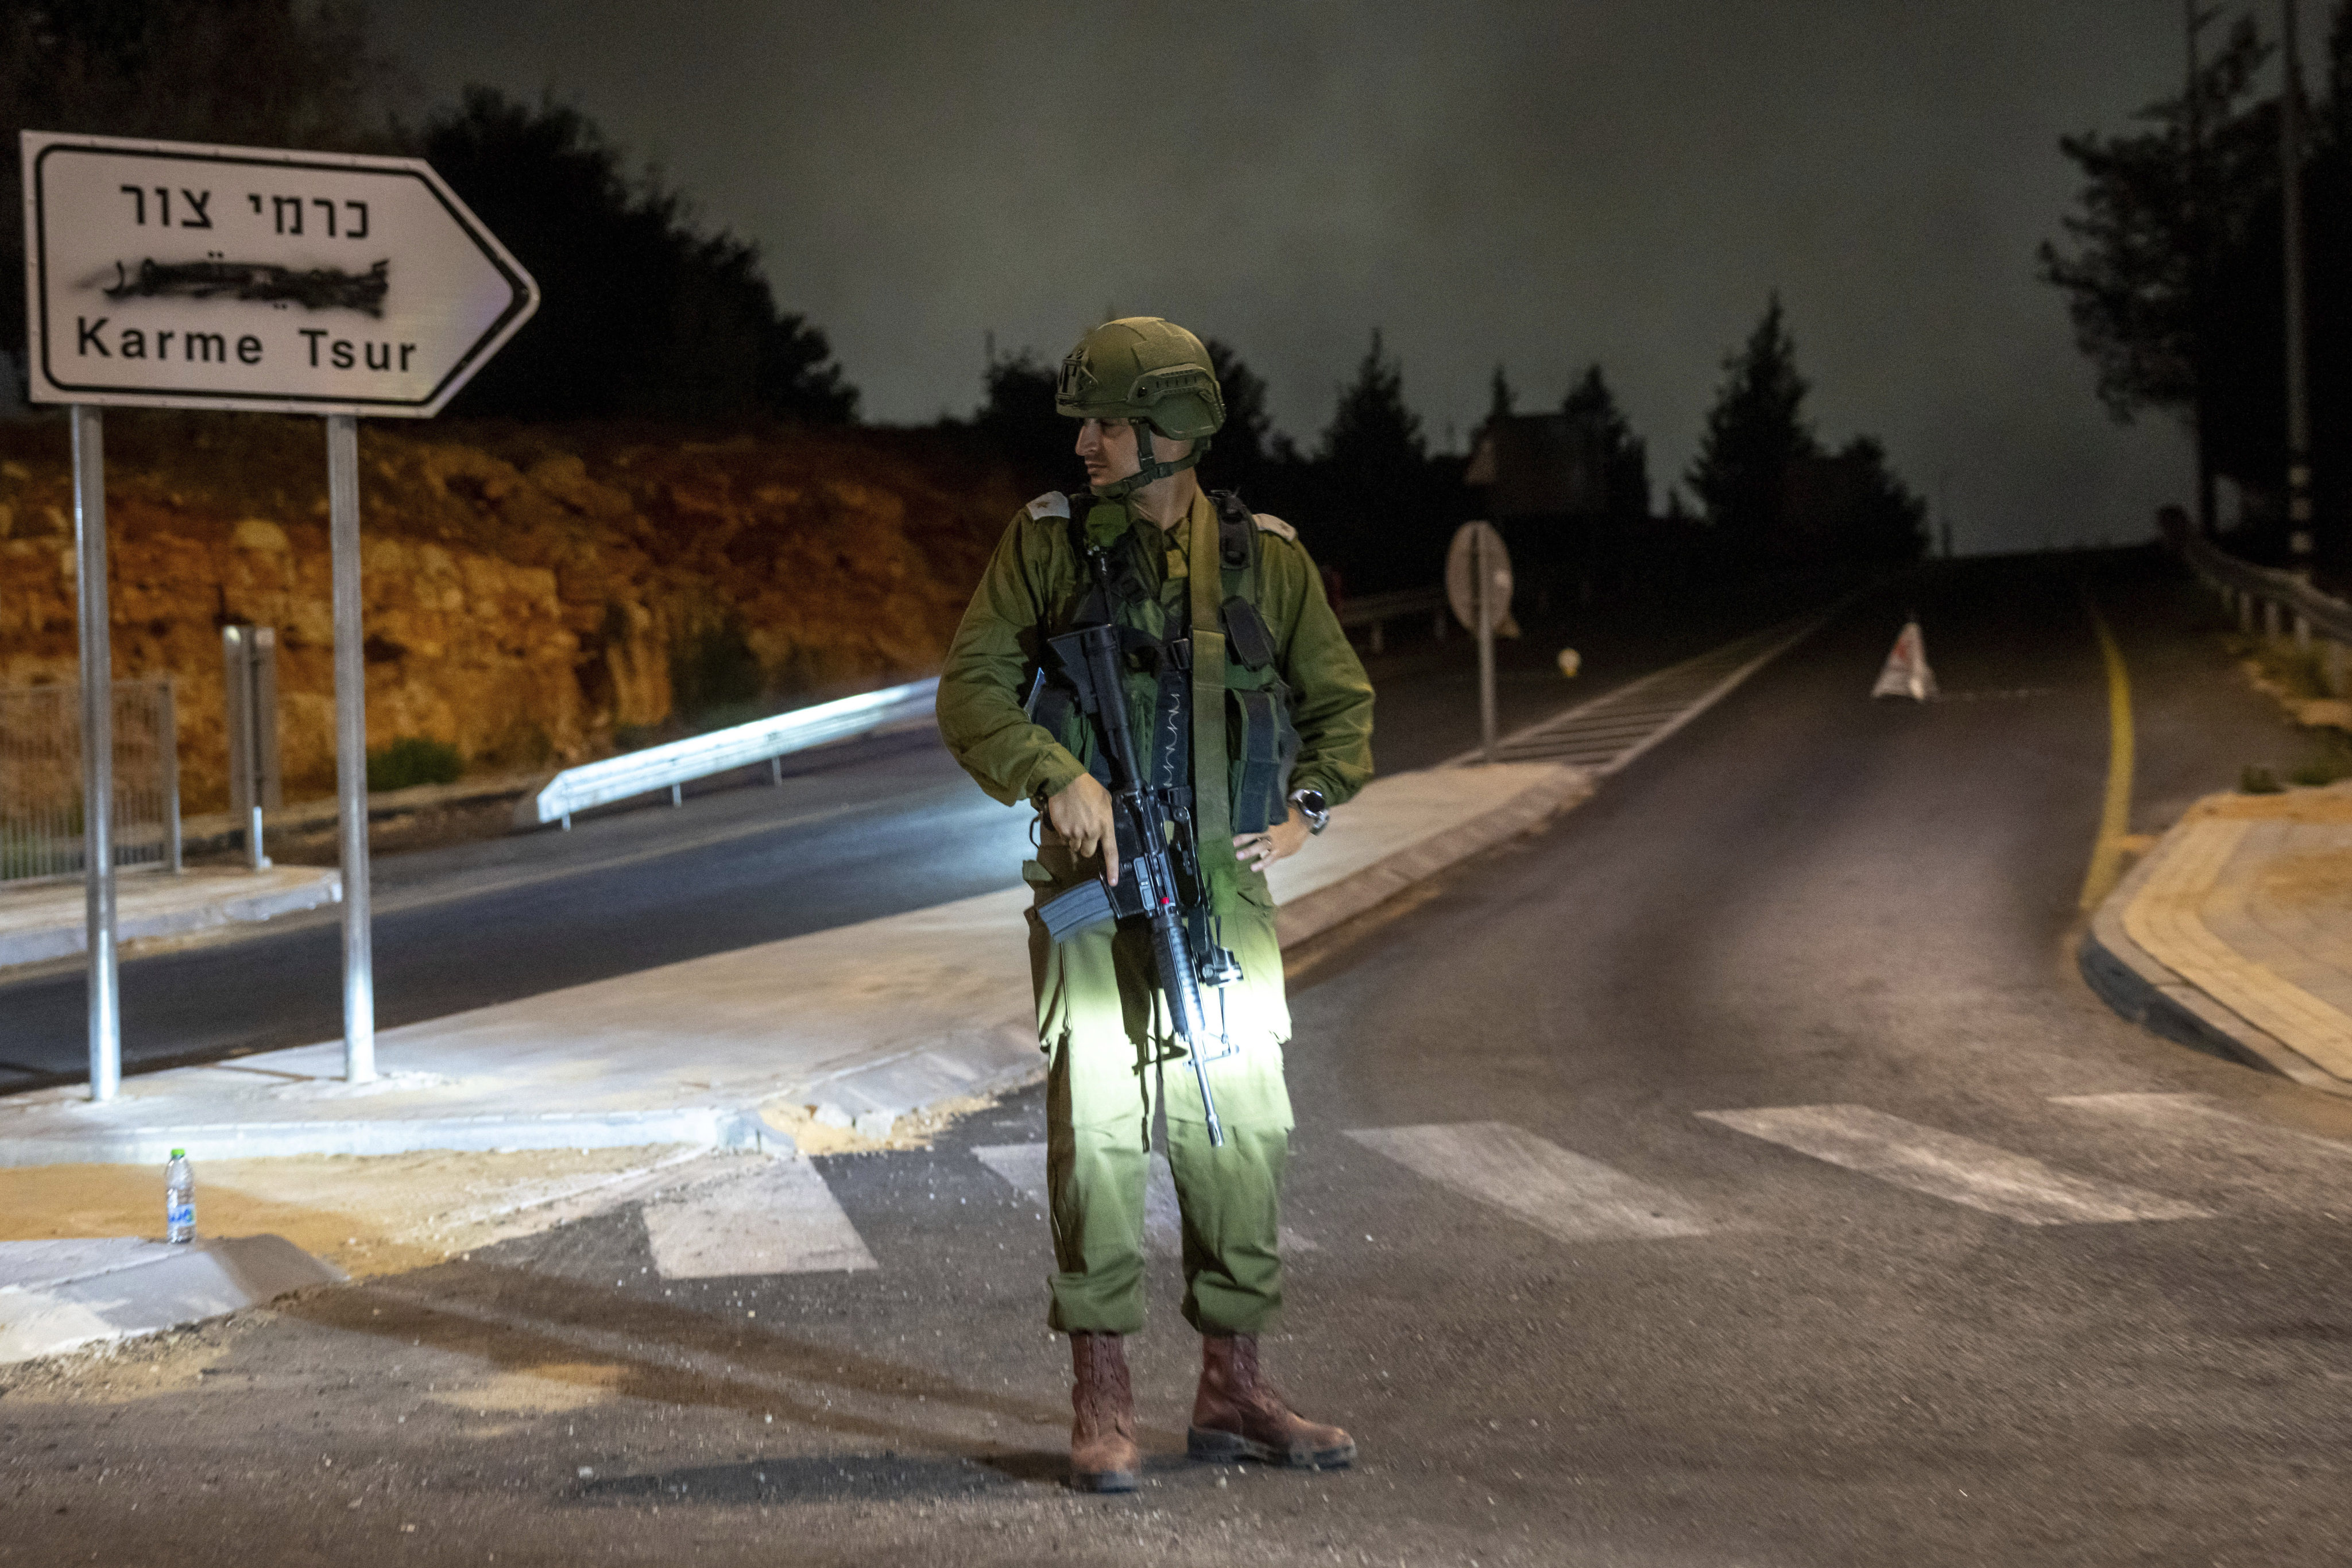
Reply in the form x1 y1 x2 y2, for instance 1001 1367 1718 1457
516 677 941 830
2175 527 2352 647
517 578 1450 831
1337 585 1449 654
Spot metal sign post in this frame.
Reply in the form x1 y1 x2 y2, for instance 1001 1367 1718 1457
1446 521 1515 766
23 129 537 1090
327 414 373 1081
70 404 120 1099
1476 529 1497 762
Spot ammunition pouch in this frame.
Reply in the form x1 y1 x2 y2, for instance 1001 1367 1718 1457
1031 490 1301 835
1226 684 1301 835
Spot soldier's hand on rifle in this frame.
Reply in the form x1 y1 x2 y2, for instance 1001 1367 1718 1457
1049 773 1121 884
1235 812 1310 874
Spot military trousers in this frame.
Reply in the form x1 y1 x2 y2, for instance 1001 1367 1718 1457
1023 839 1296 1337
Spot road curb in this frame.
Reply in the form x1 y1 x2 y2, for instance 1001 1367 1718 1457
0 868 341 971
2077 831 2352 1097
0 1234 345 1366
0 1105 779 1169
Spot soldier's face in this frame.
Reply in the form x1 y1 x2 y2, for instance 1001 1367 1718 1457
1076 418 1140 488
1076 419 1189 489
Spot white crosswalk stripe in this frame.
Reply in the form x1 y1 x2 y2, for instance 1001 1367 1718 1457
641 1156 880 1279
2053 1090 2352 1160
1343 1122 1715 1243
972 1143 1315 1255
1697 1104 2212 1225
1452 617 1822 773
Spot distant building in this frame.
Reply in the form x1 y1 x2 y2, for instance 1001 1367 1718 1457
1464 411 1651 601
1463 413 1608 522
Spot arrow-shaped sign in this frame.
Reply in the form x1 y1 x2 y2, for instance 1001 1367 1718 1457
20 130 539 417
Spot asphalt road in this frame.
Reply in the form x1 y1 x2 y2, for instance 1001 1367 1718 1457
0 574 1797 1087
10 549 2351 1566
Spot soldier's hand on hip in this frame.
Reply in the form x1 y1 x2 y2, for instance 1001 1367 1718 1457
1049 774 1120 884
1235 813 1310 873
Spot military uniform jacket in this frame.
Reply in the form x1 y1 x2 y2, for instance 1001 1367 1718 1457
937 486 1374 903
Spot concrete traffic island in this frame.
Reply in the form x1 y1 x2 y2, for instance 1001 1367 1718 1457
2082 781 2352 1094
0 762 1592 1168
0 1234 343 1365
0 865 341 971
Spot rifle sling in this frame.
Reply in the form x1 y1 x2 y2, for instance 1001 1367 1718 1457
1187 495 1234 875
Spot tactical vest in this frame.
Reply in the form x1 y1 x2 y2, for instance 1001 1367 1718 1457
1025 489 1302 839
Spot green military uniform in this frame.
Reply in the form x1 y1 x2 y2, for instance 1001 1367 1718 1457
937 484 1373 1337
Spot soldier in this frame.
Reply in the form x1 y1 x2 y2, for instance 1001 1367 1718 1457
937 318 1375 1492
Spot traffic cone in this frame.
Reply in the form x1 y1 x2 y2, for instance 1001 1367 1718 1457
1871 619 1938 702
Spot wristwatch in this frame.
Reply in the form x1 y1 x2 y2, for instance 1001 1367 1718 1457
1289 787 1330 835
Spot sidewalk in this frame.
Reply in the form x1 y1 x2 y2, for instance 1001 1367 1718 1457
0 864 340 969
0 761 1592 1168
2082 781 2352 1094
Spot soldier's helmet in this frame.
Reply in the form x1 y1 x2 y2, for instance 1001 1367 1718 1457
1057 318 1224 498
1055 317 1225 439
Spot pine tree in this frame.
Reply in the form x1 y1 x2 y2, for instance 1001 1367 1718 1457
1321 330 1426 470
1317 330 1439 587
1687 295 1817 550
1487 363 1516 427
2037 16 2273 425
972 340 1066 492
423 90 854 421
1562 364 1650 522
1205 338 1279 473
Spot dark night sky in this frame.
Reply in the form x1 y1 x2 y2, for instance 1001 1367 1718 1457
372 2 2211 553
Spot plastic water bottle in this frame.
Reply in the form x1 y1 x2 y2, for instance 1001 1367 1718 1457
165 1149 195 1244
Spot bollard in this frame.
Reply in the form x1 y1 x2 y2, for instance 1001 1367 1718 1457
2326 639 2350 696
2241 594 2255 634
2296 613 2312 652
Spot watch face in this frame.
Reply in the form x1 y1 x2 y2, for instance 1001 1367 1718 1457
1294 789 1327 813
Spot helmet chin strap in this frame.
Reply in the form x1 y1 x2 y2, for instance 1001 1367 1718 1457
1090 420 1208 501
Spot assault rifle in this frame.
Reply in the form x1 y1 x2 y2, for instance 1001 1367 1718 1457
1032 551 1240 1148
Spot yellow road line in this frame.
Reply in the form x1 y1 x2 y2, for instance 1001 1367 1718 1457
2080 596 2136 910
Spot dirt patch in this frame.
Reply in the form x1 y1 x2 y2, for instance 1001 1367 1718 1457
2188 783 2352 824
760 1093 1001 1156
0 1315 247 1405
0 1145 697 1279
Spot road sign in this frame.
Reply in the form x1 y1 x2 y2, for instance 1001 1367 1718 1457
1446 520 1514 633
20 130 538 416
1871 619 1939 702
1448 522 1517 764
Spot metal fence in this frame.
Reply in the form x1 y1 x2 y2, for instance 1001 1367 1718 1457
0 679 182 884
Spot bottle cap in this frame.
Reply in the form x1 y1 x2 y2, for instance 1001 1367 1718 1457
170 1148 185 1159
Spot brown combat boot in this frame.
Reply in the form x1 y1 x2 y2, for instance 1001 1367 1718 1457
1187 1333 1356 1469
1068 1331 1141 1492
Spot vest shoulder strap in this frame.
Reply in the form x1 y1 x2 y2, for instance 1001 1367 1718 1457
1210 489 1256 574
